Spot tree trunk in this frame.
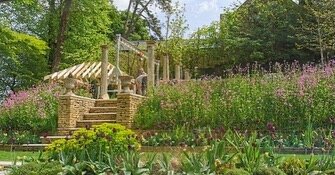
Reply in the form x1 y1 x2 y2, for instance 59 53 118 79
317 17 324 65
51 0 73 73
47 0 56 70
124 0 139 39
123 0 133 36
125 0 153 38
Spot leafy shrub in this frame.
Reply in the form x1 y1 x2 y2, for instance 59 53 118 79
135 62 335 131
224 168 251 175
254 167 286 175
8 161 62 175
0 83 60 144
46 123 140 162
279 156 306 175
0 131 40 144
139 126 225 147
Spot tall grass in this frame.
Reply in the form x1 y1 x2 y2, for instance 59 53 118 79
135 61 335 131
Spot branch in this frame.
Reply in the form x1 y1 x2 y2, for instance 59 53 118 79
0 0 12 3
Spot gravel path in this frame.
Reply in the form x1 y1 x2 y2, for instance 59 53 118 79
0 161 22 175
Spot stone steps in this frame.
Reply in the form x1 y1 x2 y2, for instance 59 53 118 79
76 119 116 128
40 136 71 144
57 127 81 136
95 99 117 107
83 113 116 120
89 107 117 113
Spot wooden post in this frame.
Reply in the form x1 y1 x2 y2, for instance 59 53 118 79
100 45 109 99
146 41 156 88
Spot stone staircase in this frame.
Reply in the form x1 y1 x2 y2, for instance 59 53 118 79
42 99 118 143
41 93 143 145
76 99 117 128
57 99 118 136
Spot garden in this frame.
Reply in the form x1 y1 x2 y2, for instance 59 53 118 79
1 0 335 174
2 61 335 174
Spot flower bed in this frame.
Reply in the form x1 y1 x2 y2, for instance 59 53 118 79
135 62 335 132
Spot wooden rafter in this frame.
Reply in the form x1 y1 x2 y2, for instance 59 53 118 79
43 62 126 82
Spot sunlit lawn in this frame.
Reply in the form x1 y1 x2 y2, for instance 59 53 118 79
0 151 42 161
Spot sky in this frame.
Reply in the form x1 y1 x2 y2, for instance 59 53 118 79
113 0 245 36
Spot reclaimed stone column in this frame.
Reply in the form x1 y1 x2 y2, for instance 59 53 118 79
146 41 156 88
175 64 181 81
116 93 144 128
100 45 109 99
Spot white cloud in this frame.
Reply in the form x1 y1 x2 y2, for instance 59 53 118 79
196 0 219 14
113 0 130 10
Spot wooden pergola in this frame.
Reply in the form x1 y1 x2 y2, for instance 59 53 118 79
43 62 126 82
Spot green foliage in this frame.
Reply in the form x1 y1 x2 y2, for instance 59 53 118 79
0 83 60 144
46 123 140 162
254 167 286 175
279 156 306 175
0 27 48 99
8 161 63 175
61 0 112 68
296 0 335 63
227 132 263 173
224 168 251 175
0 131 40 144
139 127 225 147
135 63 335 132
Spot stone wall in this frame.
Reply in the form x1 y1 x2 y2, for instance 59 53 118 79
116 93 144 128
58 95 95 128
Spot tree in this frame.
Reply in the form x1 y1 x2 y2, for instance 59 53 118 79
296 0 335 64
156 2 188 66
52 0 72 72
219 0 303 67
123 0 172 40
185 22 221 71
0 0 113 71
109 8 150 41
0 27 48 99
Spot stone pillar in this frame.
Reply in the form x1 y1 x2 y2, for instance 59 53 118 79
163 55 168 81
166 56 170 80
57 95 95 129
146 41 156 88
175 64 181 81
100 45 109 99
184 69 191 80
156 62 160 86
116 93 144 128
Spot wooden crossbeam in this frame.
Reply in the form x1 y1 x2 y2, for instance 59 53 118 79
71 63 86 78
82 62 97 78
88 62 101 78
74 62 91 78
120 37 148 60
61 64 80 79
